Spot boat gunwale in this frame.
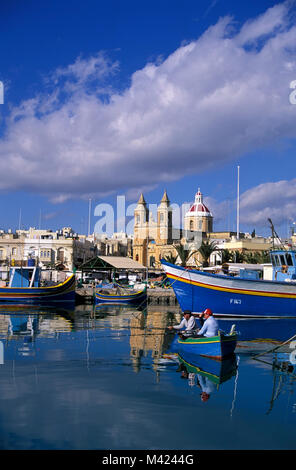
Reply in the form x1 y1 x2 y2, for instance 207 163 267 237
161 259 296 288
0 274 75 291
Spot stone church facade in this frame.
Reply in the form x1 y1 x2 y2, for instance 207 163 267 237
133 189 213 268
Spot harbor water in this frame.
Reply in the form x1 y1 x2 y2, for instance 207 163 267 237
0 304 296 450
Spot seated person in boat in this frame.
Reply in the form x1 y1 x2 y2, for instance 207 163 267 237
196 308 219 337
168 310 198 338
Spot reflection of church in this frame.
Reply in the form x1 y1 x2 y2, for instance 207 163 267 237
133 189 213 268
129 309 173 373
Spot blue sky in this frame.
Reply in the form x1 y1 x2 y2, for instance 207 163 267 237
0 0 296 237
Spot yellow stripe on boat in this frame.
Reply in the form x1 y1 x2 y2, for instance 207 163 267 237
167 273 296 299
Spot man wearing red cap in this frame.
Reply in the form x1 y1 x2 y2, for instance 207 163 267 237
197 308 219 337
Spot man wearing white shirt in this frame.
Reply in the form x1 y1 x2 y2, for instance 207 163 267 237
168 310 197 337
197 308 219 337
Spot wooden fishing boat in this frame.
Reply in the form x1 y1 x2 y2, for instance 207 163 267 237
177 329 237 359
161 249 296 317
0 266 75 304
95 286 147 305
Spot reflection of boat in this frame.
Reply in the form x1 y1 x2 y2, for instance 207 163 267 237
95 286 147 305
177 329 237 359
218 318 296 354
161 249 296 317
178 351 237 386
0 266 75 304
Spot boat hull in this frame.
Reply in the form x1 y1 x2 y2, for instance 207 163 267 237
95 288 147 305
0 275 76 304
161 260 296 317
177 333 237 359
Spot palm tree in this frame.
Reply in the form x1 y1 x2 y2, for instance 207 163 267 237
198 240 218 267
174 244 197 267
219 248 232 264
245 250 270 264
163 253 178 264
230 250 246 263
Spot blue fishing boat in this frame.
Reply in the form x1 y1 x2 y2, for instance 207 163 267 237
0 266 75 305
95 285 147 305
161 249 296 317
176 328 237 359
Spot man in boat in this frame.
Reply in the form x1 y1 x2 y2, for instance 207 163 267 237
196 308 219 337
168 310 198 339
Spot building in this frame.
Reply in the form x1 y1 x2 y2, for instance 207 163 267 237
132 187 275 268
94 232 133 257
184 188 213 233
133 190 181 268
0 227 96 271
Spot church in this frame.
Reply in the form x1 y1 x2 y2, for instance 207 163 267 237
133 188 213 268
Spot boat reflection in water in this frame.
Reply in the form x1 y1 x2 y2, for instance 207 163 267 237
217 317 296 354
176 352 237 402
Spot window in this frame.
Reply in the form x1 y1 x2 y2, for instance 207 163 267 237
280 254 286 266
149 256 155 267
286 253 293 266
160 213 164 223
136 215 140 225
12 248 17 256
190 220 194 231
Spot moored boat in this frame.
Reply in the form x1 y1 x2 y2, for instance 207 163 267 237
0 266 75 305
95 285 147 305
161 249 296 317
176 329 237 359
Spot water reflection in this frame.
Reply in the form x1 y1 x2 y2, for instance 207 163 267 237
0 306 296 449
176 353 237 402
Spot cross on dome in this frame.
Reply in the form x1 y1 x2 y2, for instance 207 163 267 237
186 188 212 217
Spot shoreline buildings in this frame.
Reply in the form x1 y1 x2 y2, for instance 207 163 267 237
133 188 274 268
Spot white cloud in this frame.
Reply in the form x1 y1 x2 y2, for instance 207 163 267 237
0 2 296 203
205 178 296 229
239 178 296 226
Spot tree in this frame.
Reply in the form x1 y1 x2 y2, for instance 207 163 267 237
174 244 197 267
163 253 178 264
230 250 246 263
198 240 218 267
219 248 232 264
245 250 270 264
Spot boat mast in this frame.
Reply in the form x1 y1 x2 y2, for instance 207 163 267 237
88 198 92 237
236 165 240 240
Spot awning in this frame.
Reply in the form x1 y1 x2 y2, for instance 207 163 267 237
78 256 146 270
99 256 146 270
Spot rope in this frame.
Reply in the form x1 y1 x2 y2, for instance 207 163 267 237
252 332 296 360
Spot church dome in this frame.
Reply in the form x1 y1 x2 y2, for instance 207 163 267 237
186 188 212 217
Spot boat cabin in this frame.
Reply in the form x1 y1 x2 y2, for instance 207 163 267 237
270 250 296 282
8 266 41 288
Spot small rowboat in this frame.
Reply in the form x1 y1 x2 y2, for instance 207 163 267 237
95 286 147 305
177 328 237 359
